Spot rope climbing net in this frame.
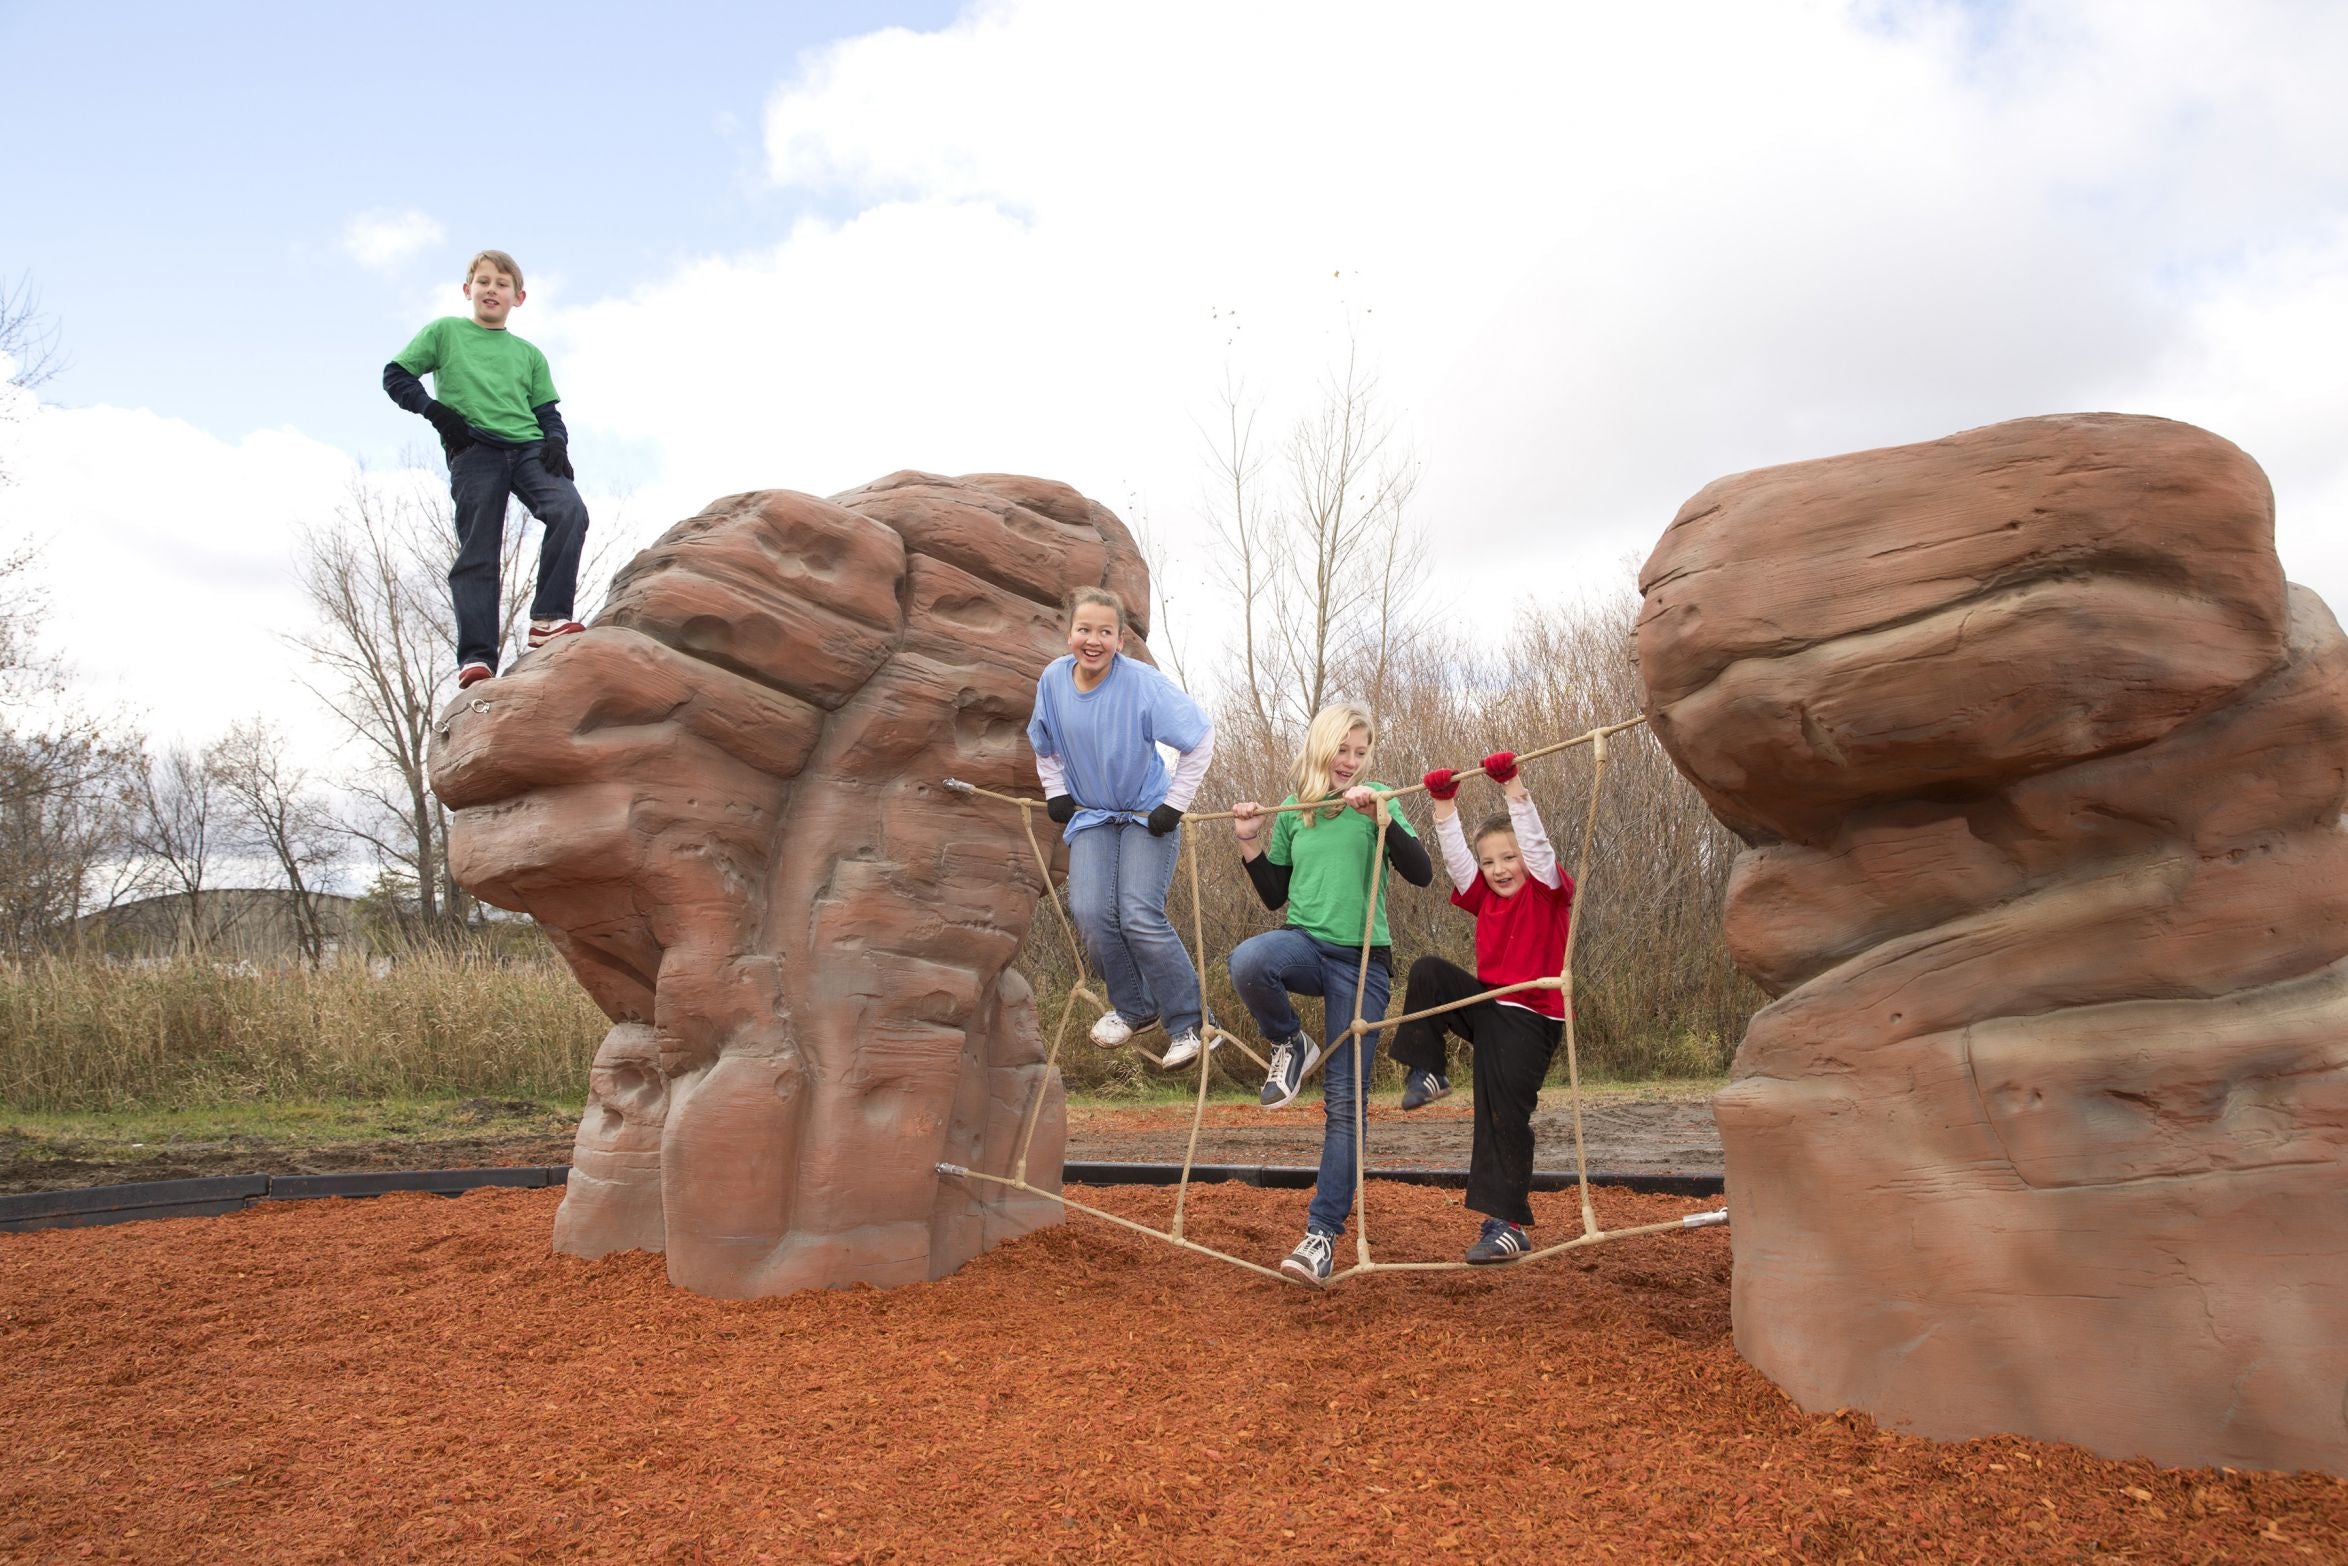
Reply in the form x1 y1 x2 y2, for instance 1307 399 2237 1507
937 712 1727 1287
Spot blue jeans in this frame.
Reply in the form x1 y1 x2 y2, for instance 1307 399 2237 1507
1227 927 1392 1236
1065 820 1203 1039
448 441 591 669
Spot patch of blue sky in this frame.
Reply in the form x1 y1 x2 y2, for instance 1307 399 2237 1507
1 0 962 458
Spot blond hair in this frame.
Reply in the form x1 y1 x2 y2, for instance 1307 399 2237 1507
1472 813 1517 852
1063 585 1127 633
1290 702 1376 828
465 249 525 290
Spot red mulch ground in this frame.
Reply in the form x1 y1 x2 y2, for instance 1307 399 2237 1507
3 1182 2342 1564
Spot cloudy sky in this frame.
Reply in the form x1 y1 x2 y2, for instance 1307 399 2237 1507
6 0 2348 781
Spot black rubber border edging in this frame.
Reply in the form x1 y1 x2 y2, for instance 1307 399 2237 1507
1 1162 1722 1236
0 1166 569 1234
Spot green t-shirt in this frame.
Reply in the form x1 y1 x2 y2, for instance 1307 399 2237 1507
393 317 559 442
1267 786 1419 947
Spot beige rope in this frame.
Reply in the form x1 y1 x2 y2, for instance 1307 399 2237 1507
1344 800 1394 1271
968 774 1256 1207
1174 715 1649 823
1558 730 1610 1236
1332 1210 1721 1279
947 1163 1722 1286
949 1164 1291 1282
940 711 1725 1289
1169 828 1215 1240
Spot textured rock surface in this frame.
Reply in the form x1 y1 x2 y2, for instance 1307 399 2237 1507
427 472 1147 1297
1637 414 2348 1476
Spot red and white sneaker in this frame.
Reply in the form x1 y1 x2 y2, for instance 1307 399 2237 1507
527 619 586 650
456 662 494 690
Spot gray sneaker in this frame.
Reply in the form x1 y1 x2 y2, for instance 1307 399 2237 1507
1280 1229 1335 1287
1400 1069 1451 1111
1258 1033 1323 1108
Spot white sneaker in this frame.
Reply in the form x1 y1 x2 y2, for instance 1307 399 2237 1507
1160 1029 1207 1069
1090 1012 1143 1048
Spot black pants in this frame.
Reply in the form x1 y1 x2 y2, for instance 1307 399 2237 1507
447 442 591 670
1389 954 1561 1226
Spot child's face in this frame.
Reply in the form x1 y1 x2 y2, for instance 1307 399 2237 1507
1328 726 1371 790
464 265 524 328
1064 605 1122 680
1477 830 1525 897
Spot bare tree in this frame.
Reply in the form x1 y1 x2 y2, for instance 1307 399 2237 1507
207 718 338 964
1124 502 1194 690
1201 343 1424 740
0 274 65 489
0 275 63 389
0 277 65 696
0 300 149 951
0 729 140 953
291 466 622 936
1199 370 1275 744
289 473 465 930
124 742 225 954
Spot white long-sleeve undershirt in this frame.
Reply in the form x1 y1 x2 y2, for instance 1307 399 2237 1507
1162 727 1215 811
1513 793 1561 887
1435 793 1562 892
1033 727 1216 813
1436 810 1477 894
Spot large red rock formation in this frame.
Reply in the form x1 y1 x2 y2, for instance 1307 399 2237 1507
1637 414 2348 1477
429 472 1149 1298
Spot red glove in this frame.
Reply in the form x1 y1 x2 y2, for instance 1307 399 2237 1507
1422 767 1460 801
1482 751 1519 785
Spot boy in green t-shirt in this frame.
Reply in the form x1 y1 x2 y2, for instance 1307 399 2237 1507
382 248 590 689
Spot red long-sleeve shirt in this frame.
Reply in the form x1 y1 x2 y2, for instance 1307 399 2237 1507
1437 795 1575 1020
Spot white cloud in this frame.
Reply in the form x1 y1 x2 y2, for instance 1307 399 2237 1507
1 403 647 769
536 0 2348 669
3 404 366 756
23 0 2348 812
342 208 446 273
2116 216 2348 600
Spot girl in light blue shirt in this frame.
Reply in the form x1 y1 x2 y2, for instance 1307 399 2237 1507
1027 587 1216 1068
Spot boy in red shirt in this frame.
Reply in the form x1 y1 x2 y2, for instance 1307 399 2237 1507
1389 751 1574 1263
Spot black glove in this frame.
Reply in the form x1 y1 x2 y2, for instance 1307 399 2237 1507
1046 795 1076 824
1147 804 1183 836
540 437 575 481
423 400 474 459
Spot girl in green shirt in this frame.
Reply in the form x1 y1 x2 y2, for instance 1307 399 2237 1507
1228 702 1433 1285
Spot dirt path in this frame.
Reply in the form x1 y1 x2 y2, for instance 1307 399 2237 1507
1 1085 1721 1195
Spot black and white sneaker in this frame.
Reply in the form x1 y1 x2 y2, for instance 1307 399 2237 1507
1465 1217 1530 1264
1258 1033 1323 1108
1400 1069 1451 1111
1280 1229 1335 1287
